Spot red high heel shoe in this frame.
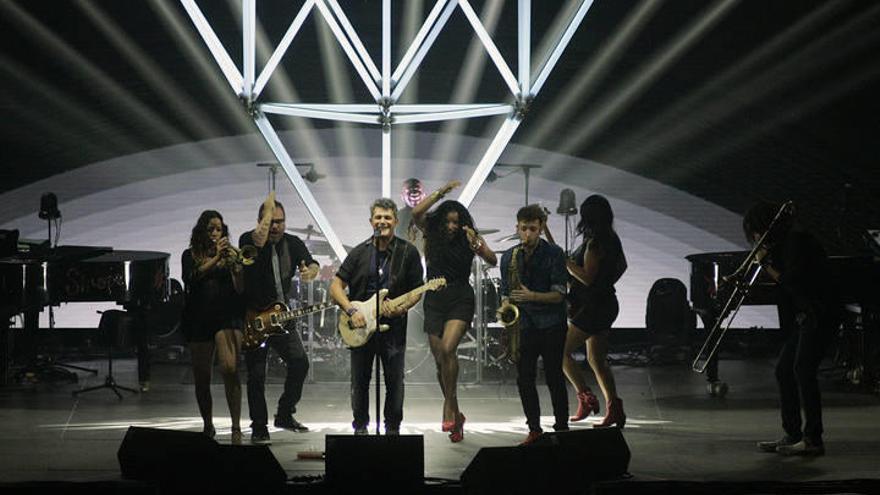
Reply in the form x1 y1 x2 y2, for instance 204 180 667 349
449 412 466 443
570 389 600 422
594 398 626 428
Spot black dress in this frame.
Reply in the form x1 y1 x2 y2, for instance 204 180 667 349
181 249 244 343
423 234 475 336
567 232 626 334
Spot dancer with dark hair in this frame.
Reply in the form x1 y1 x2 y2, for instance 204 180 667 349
412 180 496 442
181 210 245 444
499 204 569 445
746 201 840 456
563 195 628 428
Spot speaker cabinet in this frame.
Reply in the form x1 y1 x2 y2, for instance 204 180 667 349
324 434 424 491
461 428 630 493
117 426 285 491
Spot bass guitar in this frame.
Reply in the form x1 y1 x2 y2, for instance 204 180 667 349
338 277 446 347
243 301 336 351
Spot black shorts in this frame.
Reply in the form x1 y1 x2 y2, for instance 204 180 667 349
423 282 475 337
569 292 619 335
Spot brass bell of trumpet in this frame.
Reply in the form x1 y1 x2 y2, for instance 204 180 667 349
225 244 258 266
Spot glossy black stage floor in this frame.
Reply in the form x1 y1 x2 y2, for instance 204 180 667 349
1 357 879 494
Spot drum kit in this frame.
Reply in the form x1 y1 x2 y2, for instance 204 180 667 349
272 225 523 383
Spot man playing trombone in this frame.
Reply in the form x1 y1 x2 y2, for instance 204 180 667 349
744 201 841 456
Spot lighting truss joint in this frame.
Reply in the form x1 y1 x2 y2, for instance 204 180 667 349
513 94 533 120
240 93 259 119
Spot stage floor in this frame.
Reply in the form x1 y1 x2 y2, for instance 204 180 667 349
1 357 878 485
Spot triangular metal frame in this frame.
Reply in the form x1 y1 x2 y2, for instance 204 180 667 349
181 0 595 259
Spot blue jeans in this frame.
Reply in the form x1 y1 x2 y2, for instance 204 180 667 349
350 332 406 430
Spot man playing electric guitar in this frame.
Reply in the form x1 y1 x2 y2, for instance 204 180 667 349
329 198 424 435
239 192 320 443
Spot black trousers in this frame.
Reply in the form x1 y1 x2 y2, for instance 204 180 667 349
244 328 309 428
350 333 406 430
775 309 834 443
516 323 569 432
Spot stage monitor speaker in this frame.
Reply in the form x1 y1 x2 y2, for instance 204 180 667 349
325 434 423 491
118 426 285 491
461 428 630 493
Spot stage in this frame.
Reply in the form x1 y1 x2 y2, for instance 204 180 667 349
1 355 878 492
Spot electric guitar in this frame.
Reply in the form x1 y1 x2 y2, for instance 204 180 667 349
338 277 446 347
243 301 336 351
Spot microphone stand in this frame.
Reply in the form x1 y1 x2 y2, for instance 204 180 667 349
373 228 382 436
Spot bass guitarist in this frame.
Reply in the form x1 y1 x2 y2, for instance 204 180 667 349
329 198 424 435
239 192 320 444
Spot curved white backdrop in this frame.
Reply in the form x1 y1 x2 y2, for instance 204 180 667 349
0 129 776 329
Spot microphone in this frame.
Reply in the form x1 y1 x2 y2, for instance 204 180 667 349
373 226 383 237
556 188 577 215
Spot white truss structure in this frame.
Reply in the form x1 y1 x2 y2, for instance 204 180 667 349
181 0 594 259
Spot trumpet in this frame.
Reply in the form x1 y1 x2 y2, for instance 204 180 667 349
223 244 258 266
692 201 793 373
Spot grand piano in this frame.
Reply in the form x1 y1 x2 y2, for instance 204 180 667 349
0 239 170 385
686 250 880 388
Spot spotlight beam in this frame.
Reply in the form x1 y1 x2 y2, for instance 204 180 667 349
459 0 519 96
392 0 458 102
254 0 315 97
314 0 381 101
254 114 347 260
530 0 595 96
553 0 738 156
393 0 450 83
327 0 381 83
180 0 243 93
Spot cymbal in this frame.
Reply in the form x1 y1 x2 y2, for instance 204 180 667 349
477 228 499 235
303 239 352 257
496 232 520 242
286 225 324 238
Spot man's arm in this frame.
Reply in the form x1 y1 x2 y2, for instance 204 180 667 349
411 180 460 229
252 191 276 248
330 275 366 328
510 246 567 304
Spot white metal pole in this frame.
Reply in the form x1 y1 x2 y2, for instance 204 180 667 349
253 114 348 260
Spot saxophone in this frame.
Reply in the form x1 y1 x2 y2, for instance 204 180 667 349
497 245 522 363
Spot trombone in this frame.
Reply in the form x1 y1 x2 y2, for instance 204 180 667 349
692 201 793 373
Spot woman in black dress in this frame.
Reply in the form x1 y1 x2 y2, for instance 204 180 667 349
562 195 628 428
182 210 245 444
413 180 496 442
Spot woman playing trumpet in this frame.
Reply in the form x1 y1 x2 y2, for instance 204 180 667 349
181 210 245 444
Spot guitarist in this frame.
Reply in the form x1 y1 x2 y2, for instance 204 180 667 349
329 198 424 435
239 192 320 444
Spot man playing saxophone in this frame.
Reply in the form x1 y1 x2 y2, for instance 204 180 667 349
499 204 570 446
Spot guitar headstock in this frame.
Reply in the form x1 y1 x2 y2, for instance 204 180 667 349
426 277 447 291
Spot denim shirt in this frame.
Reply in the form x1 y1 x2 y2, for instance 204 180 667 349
499 238 568 330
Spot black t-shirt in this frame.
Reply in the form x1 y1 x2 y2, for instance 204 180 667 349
238 231 317 310
335 236 424 344
769 230 839 324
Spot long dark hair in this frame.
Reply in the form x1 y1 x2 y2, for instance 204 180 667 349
189 210 229 261
424 200 475 258
576 194 615 244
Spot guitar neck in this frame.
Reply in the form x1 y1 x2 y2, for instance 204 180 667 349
388 283 434 306
277 302 333 324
